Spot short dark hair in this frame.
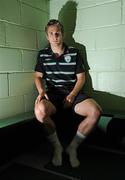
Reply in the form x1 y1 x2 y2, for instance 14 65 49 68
45 19 64 34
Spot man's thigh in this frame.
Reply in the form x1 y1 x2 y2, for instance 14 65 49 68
74 96 101 116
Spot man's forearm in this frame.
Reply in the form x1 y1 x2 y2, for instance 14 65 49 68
71 81 85 96
35 77 45 95
71 74 85 96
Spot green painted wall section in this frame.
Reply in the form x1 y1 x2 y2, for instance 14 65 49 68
0 0 125 128
0 0 49 119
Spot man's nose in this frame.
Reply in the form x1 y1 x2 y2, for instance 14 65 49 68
53 36 57 41
54 33 58 38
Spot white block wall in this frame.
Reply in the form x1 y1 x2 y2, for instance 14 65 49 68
50 0 125 112
0 0 49 119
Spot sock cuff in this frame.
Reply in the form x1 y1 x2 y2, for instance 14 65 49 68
47 131 57 141
77 131 86 140
47 131 62 147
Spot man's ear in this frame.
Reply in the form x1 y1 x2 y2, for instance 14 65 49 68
46 33 48 40
62 34 64 40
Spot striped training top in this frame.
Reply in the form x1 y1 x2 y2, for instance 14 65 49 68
35 44 85 90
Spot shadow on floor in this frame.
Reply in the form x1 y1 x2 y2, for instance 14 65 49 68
45 145 125 180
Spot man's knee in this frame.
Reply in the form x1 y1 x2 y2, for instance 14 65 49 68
92 105 101 116
89 105 102 124
34 104 47 123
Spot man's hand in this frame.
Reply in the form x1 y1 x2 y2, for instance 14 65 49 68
35 92 49 104
63 93 75 108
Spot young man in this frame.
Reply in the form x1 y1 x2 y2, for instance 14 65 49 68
34 19 102 168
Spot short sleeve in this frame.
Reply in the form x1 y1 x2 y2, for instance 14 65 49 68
34 51 45 73
76 50 86 74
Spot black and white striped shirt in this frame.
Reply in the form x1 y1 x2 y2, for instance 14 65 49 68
35 44 85 90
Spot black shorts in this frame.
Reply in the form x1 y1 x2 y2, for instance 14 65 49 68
46 88 90 112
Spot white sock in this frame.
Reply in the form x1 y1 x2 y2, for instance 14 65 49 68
47 132 63 166
66 131 86 167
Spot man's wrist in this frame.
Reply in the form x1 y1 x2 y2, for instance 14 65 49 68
70 91 77 97
38 90 45 96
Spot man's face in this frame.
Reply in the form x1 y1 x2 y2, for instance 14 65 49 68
46 25 63 47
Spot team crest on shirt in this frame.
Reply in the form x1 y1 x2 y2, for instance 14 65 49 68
64 55 71 63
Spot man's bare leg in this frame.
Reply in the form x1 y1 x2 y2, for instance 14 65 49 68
66 98 102 167
35 99 63 166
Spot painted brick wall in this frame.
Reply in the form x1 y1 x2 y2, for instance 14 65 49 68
50 0 125 113
0 0 49 119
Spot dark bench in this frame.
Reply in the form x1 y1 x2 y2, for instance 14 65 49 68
0 111 35 129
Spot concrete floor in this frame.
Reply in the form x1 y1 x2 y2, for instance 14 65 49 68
1 119 125 180
1 140 125 180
